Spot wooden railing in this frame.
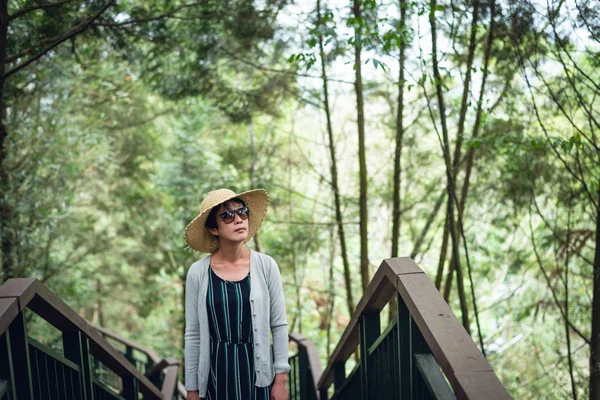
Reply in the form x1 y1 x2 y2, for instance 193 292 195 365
0 278 174 399
95 325 325 400
317 257 512 400
0 277 323 399
288 333 322 400
95 321 323 399
93 325 183 399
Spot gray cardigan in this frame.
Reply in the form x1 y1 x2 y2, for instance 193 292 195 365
184 250 290 397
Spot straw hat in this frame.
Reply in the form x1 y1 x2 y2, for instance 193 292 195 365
185 188 269 253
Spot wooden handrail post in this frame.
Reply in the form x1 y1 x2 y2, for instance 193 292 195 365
125 345 136 367
333 361 345 393
0 330 17 399
319 387 328 400
397 294 412 400
411 312 429 399
298 346 309 399
9 313 33 399
63 329 94 400
145 353 154 376
122 375 139 398
359 312 380 399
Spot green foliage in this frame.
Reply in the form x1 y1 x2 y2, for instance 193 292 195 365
2 0 599 398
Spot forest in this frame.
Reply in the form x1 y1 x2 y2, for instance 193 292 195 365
1 0 599 398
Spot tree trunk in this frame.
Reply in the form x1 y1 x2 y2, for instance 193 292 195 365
326 224 335 356
96 279 105 327
391 0 407 259
590 190 600 400
248 120 263 252
411 190 445 260
390 0 407 319
317 0 355 317
0 0 11 282
436 201 450 290
444 0 480 304
444 0 480 307
293 251 302 333
180 272 187 377
353 0 370 293
453 0 479 177
460 0 494 217
565 201 577 400
429 0 470 332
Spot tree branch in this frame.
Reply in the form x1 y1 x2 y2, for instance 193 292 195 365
92 0 210 27
528 202 591 345
3 1 115 80
9 0 76 21
221 47 354 85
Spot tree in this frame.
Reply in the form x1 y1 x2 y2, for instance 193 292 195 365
351 0 370 293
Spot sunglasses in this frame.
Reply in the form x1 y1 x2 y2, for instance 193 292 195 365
218 207 249 224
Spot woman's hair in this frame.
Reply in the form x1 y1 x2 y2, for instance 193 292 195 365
205 197 247 230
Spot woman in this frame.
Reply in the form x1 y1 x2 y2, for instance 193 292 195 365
183 188 290 400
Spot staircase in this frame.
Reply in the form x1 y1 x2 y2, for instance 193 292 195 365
0 257 511 399
0 277 321 399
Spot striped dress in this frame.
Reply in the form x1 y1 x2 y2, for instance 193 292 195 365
205 266 271 400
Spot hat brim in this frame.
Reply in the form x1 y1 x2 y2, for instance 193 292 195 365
185 189 269 253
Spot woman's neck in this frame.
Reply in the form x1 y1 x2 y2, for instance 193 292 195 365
214 242 248 264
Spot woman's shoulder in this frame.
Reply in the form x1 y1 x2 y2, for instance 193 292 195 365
187 255 210 279
251 249 277 268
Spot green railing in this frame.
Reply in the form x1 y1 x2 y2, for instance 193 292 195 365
318 257 512 400
0 278 177 399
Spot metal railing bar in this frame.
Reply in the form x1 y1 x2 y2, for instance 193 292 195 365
93 325 161 365
319 266 395 388
27 337 81 372
0 379 8 398
0 298 19 337
288 332 323 399
92 378 127 400
333 362 360 396
0 279 163 399
318 258 512 399
414 354 456 400
367 316 397 356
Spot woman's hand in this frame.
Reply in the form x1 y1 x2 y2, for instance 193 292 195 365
271 373 289 400
186 390 201 400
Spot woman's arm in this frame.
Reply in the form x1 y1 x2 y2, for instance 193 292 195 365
271 372 289 400
267 257 290 399
184 265 201 393
267 257 291 374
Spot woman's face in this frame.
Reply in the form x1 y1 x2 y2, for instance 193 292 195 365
209 201 249 243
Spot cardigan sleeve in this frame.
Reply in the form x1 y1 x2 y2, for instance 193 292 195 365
184 263 200 391
267 256 291 374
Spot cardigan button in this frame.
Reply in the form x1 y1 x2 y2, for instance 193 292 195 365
257 369 260 373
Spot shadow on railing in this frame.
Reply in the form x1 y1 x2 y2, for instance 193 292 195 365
317 257 512 400
0 278 176 399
